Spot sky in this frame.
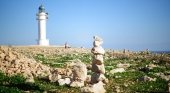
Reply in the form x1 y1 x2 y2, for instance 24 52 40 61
0 0 170 51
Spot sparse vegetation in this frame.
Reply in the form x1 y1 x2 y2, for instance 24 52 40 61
1 47 170 93
32 51 170 92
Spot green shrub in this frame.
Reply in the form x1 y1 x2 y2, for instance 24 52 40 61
0 86 21 93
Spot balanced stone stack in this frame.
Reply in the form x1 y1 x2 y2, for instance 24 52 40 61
91 36 107 84
81 36 107 93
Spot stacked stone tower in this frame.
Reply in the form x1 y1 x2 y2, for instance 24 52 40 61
81 36 107 93
91 36 107 84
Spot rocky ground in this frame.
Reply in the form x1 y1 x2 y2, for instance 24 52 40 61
0 45 170 93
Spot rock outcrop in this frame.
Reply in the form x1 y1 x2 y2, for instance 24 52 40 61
0 46 51 83
48 59 87 87
70 59 87 87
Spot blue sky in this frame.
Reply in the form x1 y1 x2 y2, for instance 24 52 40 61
0 0 170 51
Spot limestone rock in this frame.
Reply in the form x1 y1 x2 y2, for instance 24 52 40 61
148 64 157 69
58 79 65 86
116 63 130 68
81 85 93 93
58 78 71 86
65 68 72 77
81 81 106 93
155 73 170 81
25 77 35 83
93 36 103 47
110 68 125 74
87 36 107 91
49 73 62 82
137 75 156 82
85 75 91 84
93 41 103 47
115 86 121 93
0 46 51 80
64 59 88 87
92 63 105 74
91 73 107 84
91 46 105 55
70 81 84 87
0 53 5 59
92 55 104 65
72 60 87 81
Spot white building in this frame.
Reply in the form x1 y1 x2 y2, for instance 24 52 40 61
36 5 49 46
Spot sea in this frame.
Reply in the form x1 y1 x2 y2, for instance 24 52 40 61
151 51 170 54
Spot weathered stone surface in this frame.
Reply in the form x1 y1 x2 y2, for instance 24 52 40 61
71 60 87 81
49 73 62 82
155 72 170 81
116 63 130 68
90 36 107 85
115 86 121 93
91 73 108 84
81 81 106 93
110 68 125 74
85 75 91 84
0 46 51 80
93 36 103 47
92 55 104 65
91 46 105 55
148 64 157 69
58 78 71 86
25 76 35 83
93 41 103 47
70 81 84 87
92 63 105 74
65 68 72 77
0 52 5 59
81 85 94 93
137 75 156 82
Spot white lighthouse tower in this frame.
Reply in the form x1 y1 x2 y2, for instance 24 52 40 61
36 5 49 46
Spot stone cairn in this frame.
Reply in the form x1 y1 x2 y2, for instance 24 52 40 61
81 36 108 93
91 36 107 84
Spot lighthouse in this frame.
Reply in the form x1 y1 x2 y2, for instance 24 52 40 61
36 5 49 46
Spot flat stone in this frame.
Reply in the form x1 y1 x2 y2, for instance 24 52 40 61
58 78 71 86
116 63 130 68
137 75 156 82
81 81 106 93
92 55 104 65
110 68 125 74
70 81 84 87
91 46 105 55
